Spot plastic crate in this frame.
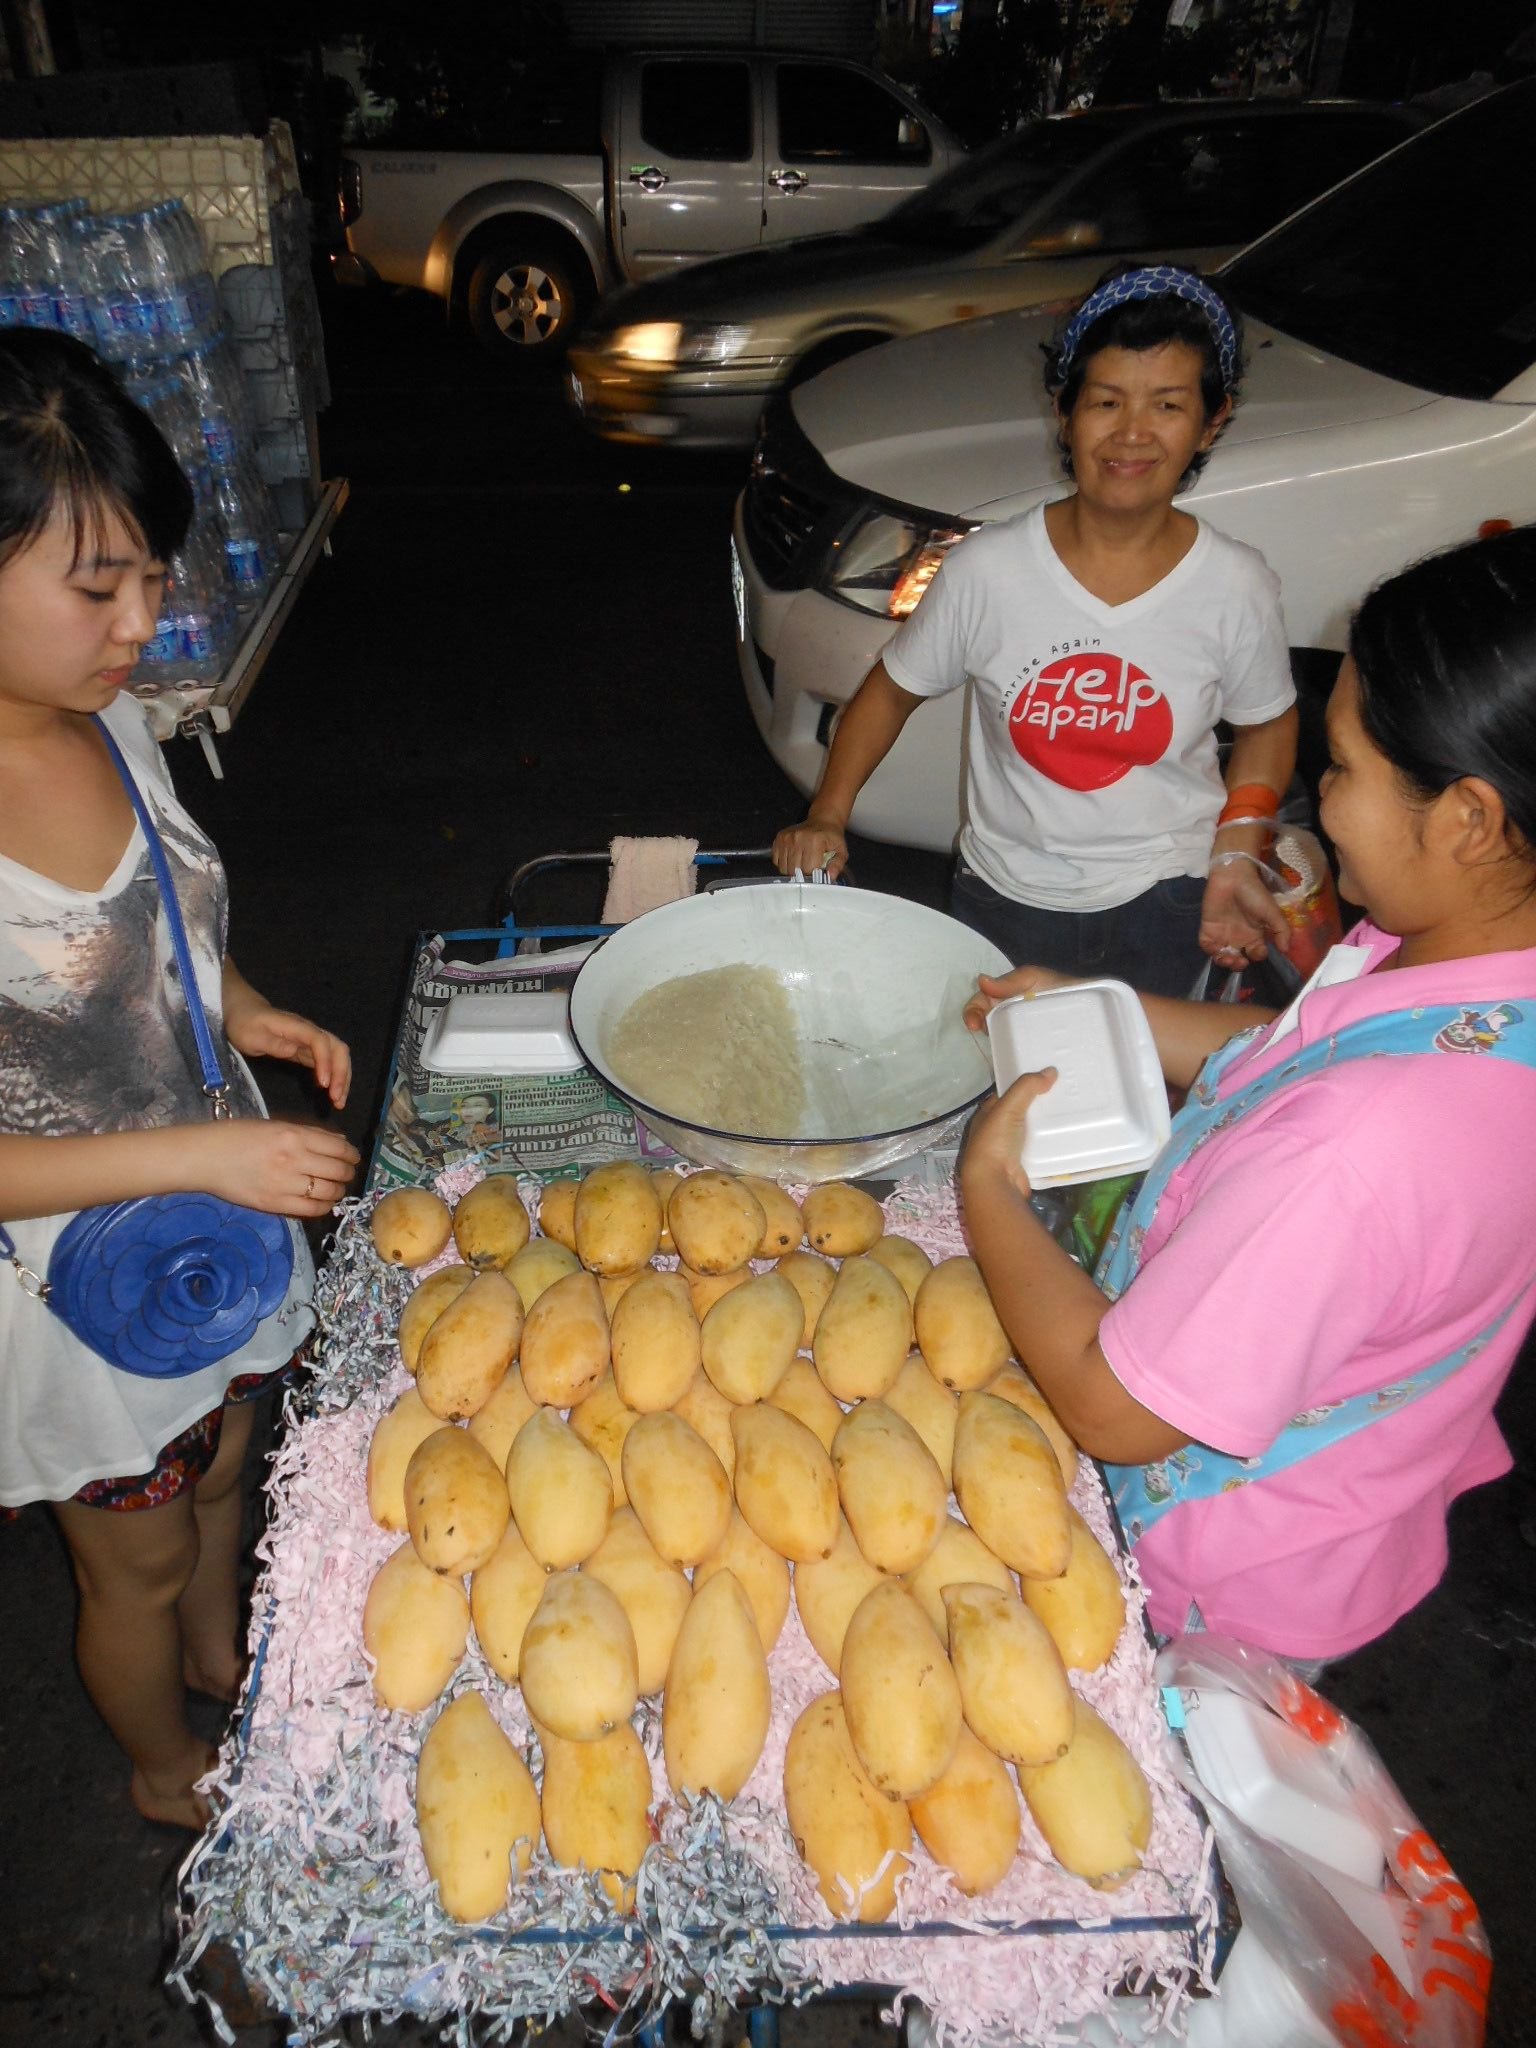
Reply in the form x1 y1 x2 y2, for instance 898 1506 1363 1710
256 418 309 484
245 359 303 428
218 259 281 339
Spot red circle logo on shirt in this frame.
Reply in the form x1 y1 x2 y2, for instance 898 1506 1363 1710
1008 654 1174 791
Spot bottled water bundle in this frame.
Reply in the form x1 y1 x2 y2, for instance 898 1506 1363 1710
0 196 288 686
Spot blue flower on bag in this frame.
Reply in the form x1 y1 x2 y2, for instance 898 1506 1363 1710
50 1193 293 1379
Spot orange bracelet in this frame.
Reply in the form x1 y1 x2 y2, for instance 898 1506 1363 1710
1217 782 1281 828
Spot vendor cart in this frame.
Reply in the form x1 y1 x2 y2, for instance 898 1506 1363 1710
170 901 1247 2048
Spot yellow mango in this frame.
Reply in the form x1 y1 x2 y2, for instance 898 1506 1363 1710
943 1583 1075 1766
371 1186 453 1268
783 1691 912 1922
984 1361 1079 1490
693 1509 790 1654
840 1580 962 1801
405 1426 511 1576
738 1175 806 1258
465 1364 537 1473
610 1269 700 1412
519 1570 638 1741
952 1390 1071 1580
793 1514 886 1675
1020 1507 1125 1671
1017 1697 1153 1889
568 1372 641 1508
880 1352 959 1485
667 1171 764 1275
575 1159 663 1276
519 1269 610 1408
914 1258 1010 1391
777 1248 837 1348
813 1256 911 1402
767 1355 845 1453
452 1174 532 1270
538 1177 579 1250
505 1235 582 1310
582 1505 692 1695
801 1181 884 1258
622 1410 733 1567
651 1168 681 1255
662 1569 770 1801
506 1409 612 1568
671 1370 738 1482
469 1519 546 1681
831 1401 946 1574
362 1540 470 1711
730 1402 839 1563
397 1264 474 1373
701 1270 802 1404
540 1721 653 1912
416 1691 540 1922
903 1517 1016 1645
908 1724 1021 1896
865 1233 933 1305
678 1261 751 1321
367 1387 448 1532
416 1270 525 1422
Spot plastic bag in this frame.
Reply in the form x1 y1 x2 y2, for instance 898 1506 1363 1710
1160 1634 1490 2048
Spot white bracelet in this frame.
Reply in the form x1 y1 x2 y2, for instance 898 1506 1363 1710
1212 814 1274 834
1209 849 1268 875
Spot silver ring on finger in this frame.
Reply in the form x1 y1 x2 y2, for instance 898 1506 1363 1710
306 1175 317 1200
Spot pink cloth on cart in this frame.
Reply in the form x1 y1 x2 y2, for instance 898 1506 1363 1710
601 836 698 924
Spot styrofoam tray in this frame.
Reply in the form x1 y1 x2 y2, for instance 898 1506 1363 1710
419 991 585 1076
986 979 1170 1188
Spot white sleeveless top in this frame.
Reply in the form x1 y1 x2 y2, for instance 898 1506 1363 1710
0 694 313 1504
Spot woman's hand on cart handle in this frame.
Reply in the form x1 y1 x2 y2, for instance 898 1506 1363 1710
188 1120 361 1218
961 1067 1057 1200
963 965 1074 1034
227 1004 353 1110
772 815 849 883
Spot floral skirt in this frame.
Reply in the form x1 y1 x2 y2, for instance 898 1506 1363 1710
1 1356 303 1521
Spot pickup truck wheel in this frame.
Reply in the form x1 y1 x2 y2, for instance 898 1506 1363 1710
466 240 590 365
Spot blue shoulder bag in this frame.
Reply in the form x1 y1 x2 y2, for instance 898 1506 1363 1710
0 717 294 1379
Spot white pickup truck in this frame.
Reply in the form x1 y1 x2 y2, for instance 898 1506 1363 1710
333 47 963 367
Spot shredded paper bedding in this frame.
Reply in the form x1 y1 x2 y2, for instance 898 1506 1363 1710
172 1173 1221 2047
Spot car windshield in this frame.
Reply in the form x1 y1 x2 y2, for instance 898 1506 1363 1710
1222 83 1536 401
877 113 1133 251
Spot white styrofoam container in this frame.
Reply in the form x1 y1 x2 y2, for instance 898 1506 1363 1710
1180 1688 1385 1889
985 979 1170 1188
419 992 585 1077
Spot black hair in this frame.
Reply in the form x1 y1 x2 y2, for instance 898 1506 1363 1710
0 326 193 572
1350 524 1536 864
1044 264 1242 484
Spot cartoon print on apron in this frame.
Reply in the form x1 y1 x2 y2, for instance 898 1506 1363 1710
1094 998 1536 1542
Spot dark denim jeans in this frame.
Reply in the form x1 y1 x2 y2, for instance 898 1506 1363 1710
951 860 1207 1000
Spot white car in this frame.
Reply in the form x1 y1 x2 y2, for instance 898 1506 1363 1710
732 79 1536 854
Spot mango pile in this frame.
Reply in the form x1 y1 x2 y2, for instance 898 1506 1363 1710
361 1164 1151 1927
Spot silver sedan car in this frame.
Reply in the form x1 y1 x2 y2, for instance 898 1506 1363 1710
566 97 1423 450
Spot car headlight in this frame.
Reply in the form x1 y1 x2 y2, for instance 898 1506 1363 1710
824 509 977 619
608 321 684 365
604 321 754 368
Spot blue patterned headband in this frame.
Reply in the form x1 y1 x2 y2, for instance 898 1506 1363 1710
1053 265 1240 393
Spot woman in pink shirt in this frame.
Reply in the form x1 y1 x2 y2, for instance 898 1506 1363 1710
961 525 1536 1662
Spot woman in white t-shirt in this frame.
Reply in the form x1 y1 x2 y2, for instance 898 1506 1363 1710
773 266 1299 998
0 329 359 1828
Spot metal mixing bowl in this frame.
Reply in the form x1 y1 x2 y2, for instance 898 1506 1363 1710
568 883 1010 1183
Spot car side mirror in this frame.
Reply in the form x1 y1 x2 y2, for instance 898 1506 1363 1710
898 115 927 153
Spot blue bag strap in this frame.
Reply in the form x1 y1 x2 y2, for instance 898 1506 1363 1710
0 717 232 1281
91 714 231 1112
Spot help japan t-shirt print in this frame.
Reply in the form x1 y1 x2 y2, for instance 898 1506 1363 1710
1007 646 1174 791
883 505 1294 910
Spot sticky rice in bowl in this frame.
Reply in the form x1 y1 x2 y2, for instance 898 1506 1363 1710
567 883 1011 1183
